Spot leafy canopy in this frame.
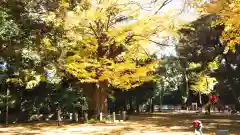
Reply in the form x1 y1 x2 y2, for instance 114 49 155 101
190 72 217 94
177 14 222 95
41 0 172 90
201 0 240 52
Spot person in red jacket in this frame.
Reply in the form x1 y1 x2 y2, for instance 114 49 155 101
211 95 217 103
205 94 217 114
193 120 203 135
211 95 217 112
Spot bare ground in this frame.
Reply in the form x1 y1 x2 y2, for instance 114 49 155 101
0 112 240 135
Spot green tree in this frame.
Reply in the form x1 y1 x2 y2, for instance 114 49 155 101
201 0 240 52
177 14 224 105
153 56 183 105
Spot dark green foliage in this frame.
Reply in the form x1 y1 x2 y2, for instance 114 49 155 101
178 14 224 68
113 81 155 113
178 14 240 109
0 80 87 123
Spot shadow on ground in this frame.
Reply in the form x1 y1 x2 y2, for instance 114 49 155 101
0 113 239 135
127 113 240 135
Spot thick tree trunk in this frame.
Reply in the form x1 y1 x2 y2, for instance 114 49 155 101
185 70 189 104
123 100 127 111
149 98 152 113
95 85 108 114
136 104 140 113
82 84 108 115
96 88 100 114
159 86 164 106
129 97 134 113
182 68 189 107
199 92 202 105
136 98 140 113
5 88 9 125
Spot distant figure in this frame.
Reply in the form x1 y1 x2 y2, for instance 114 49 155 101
216 102 224 113
193 120 203 135
212 95 217 112
205 94 217 114
198 104 203 113
205 103 211 114
211 95 217 103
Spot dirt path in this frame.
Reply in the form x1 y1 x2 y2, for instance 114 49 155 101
0 113 239 135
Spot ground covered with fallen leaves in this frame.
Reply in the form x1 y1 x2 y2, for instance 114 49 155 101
0 112 239 135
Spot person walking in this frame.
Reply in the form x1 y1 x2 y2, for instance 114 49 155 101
205 94 217 114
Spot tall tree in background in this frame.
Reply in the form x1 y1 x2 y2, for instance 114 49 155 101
198 0 240 109
177 14 224 105
201 0 240 52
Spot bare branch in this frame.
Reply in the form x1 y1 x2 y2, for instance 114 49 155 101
148 39 176 47
154 0 173 14
106 15 111 31
131 33 183 47
124 1 152 11
89 23 99 38
175 0 187 16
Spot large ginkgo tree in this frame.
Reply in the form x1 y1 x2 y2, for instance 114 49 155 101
40 0 178 112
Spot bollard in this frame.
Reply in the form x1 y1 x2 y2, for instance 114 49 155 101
84 112 88 123
100 112 103 121
216 130 229 135
112 112 116 122
69 113 73 120
122 111 126 121
57 109 61 126
193 120 203 135
73 112 78 122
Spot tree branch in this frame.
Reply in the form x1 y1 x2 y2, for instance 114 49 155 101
154 0 173 14
89 23 99 38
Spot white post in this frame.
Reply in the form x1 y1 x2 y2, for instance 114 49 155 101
84 112 88 123
122 111 126 121
74 112 78 122
69 113 73 120
113 112 116 122
100 112 103 121
57 109 61 126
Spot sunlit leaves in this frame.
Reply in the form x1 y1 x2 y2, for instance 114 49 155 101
190 73 217 94
50 0 163 90
207 59 220 71
188 62 201 70
25 75 41 89
0 0 174 92
0 7 19 40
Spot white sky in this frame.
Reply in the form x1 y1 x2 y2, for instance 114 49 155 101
137 0 198 21
137 0 199 58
